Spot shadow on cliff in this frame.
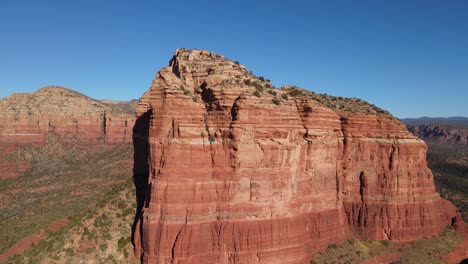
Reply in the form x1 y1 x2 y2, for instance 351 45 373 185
131 110 150 248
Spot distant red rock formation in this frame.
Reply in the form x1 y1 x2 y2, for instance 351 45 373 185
0 114 135 144
402 117 468 146
408 124 468 145
0 86 136 180
133 49 464 263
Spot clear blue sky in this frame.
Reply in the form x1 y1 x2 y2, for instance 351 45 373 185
1 0 467 118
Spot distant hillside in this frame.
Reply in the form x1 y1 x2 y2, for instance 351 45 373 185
402 116 468 128
0 86 137 117
402 117 468 145
0 86 137 145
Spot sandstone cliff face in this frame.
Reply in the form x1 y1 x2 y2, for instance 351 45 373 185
0 86 136 181
133 49 462 264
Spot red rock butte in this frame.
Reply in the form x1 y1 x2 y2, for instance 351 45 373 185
133 48 463 264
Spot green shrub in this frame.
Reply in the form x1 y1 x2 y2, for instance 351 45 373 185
268 90 277 96
100 243 108 251
94 214 111 227
253 82 264 92
122 208 133 217
289 88 304 97
117 201 126 210
253 90 261 97
272 98 280 105
281 94 288 100
118 236 131 250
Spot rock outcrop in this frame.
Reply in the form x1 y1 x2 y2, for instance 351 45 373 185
0 86 136 180
133 49 463 264
0 86 136 145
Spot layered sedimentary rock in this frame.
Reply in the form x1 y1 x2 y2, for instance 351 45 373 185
133 49 462 264
0 86 136 180
0 86 136 144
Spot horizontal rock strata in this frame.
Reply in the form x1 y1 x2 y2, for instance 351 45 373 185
133 49 462 264
0 86 135 145
0 86 136 181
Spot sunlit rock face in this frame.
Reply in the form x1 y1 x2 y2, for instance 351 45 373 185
0 86 135 145
0 86 135 180
133 49 461 264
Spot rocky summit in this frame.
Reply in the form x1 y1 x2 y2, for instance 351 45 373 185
132 49 465 263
